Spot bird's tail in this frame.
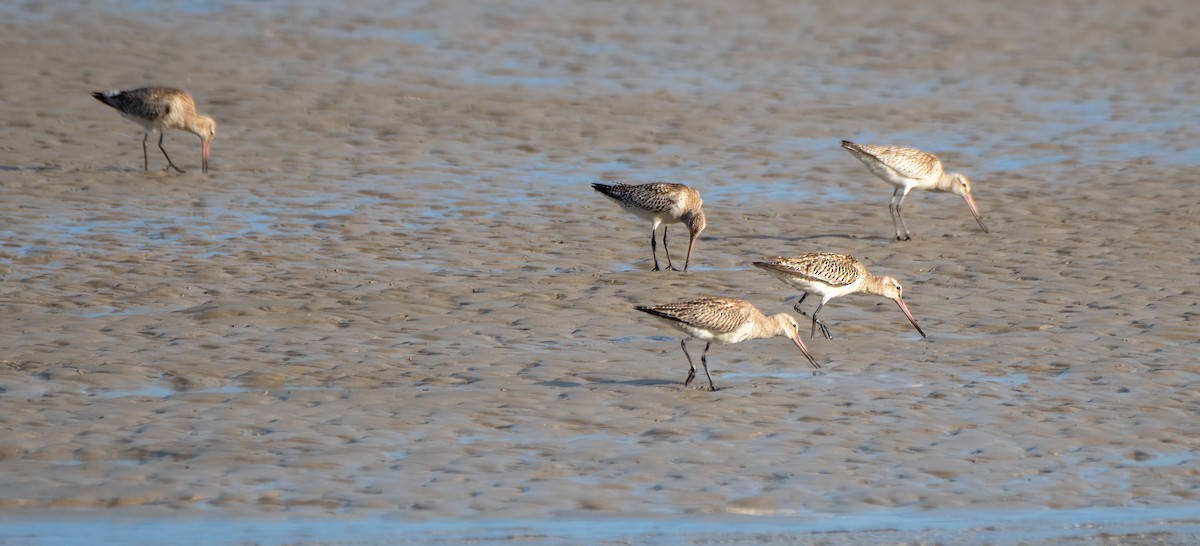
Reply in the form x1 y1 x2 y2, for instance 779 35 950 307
591 183 623 199
91 91 119 109
633 305 677 322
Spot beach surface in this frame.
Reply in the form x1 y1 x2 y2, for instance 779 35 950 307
1 0 1198 543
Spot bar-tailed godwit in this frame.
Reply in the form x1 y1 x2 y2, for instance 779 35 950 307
753 253 926 340
592 182 706 271
92 87 216 174
634 296 820 391
841 140 987 240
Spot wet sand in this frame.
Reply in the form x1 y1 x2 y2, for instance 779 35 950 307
1 0 1199 543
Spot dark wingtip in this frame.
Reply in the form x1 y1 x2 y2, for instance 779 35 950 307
634 305 676 321
840 140 855 148
593 182 625 199
91 91 117 108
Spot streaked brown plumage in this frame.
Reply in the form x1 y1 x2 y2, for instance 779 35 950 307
841 140 987 240
92 87 216 174
592 182 706 271
753 253 927 340
634 296 820 391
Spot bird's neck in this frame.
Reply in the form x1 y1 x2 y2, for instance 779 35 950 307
761 314 792 341
182 115 212 139
861 274 890 298
933 173 959 194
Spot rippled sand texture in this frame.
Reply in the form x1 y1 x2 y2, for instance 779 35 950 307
1 0 1198 538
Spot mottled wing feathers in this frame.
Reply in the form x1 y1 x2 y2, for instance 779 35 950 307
93 89 166 121
591 182 697 214
755 253 862 287
634 297 752 334
841 141 943 180
91 87 193 122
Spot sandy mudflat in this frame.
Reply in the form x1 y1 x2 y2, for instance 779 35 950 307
1 0 1199 543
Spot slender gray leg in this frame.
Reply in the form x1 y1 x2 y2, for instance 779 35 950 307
811 301 833 340
158 133 185 173
142 132 150 171
663 226 678 271
681 338 697 387
700 341 717 391
890 188 913 240
896 189 913 240
792 292 810 316
888 189 904 240
650 228 661 271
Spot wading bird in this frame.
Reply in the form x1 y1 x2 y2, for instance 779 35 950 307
841 140 987 240
753 253 927 340
634 296 820 391
92 87 216 174
592 182 706 271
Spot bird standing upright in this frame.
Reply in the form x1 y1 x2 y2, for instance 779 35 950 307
753 253 927 340
841 140 987 240
592 182 706 271
634 296 820 391
92 87 216 174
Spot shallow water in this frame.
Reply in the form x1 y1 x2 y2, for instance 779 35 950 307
6 505 1200 545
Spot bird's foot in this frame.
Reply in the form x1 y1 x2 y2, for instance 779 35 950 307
809 319 833 340
896 234 912 241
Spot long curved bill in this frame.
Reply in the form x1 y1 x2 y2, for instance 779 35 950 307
201 139 211 174
963 193 988 233
683 234 698 272
791 334 821 369
894 298 927 338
